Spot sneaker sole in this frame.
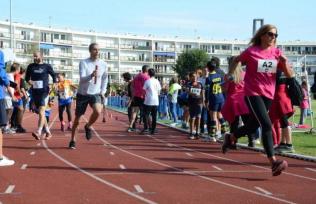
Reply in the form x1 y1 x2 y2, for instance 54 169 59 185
32 132 40 140
273 161 288 176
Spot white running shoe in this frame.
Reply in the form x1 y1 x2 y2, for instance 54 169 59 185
0 156 15 167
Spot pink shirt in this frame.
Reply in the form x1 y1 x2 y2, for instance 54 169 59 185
132 72 150 98
239 46 283 99
300 89 309 109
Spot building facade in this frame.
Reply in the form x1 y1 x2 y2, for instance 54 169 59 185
0 20 315 84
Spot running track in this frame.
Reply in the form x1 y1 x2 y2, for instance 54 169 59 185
1 108 316 204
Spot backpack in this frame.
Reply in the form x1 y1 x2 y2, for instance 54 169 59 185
286 78 304 106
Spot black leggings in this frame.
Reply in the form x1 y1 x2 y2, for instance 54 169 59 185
59 103 72 122
280 115 289 128
230 114 249 134
234 96 274 157
144 105 158 131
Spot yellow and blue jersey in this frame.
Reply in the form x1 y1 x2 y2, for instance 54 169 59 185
205 71 225 104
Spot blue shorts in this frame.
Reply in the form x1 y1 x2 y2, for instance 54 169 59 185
209 102 224 112
13 98 23 107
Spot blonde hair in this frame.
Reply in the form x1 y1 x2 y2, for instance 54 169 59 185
250 24 278 46
228 56 243 84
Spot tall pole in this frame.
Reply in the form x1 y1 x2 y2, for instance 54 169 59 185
10 0 13 49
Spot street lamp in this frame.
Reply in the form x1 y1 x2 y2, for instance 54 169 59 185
10 0 13 49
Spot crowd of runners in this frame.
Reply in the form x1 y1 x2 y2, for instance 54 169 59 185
0 24 315 177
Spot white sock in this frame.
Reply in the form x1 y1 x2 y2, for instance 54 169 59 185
44 126 51 134
37 127 43 135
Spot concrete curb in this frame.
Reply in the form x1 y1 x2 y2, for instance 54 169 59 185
107 106 316 163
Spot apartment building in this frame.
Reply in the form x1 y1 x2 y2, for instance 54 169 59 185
0 20 315 84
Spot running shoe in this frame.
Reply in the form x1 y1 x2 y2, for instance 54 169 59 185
0 156 15 166
32 132 41 140
140 129 149 135
102 117 106 123
189 133 198 140
68 140 76 149
16 126 27 133
67 122 72 131
44 132 52 140
279 146 295 154
61 121 65 132
84 124 92 140
221 133 233 154
127 127 135 132
272 160 288 176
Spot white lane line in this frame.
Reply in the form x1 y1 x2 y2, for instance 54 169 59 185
306 168 316 172
149 134 316 182
92 122 296 204
21 164 28 170
110 152 115 156
166 143 173 147
42 115 157 204
4 185 15 194
30 151 36 155
134 185 144 193
43 141 156 204
93 170 270 176
212 165 223 171
119 164 126 170
255 187 273 195
185 153 193 157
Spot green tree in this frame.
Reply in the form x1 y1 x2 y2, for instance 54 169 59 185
173 49 210 79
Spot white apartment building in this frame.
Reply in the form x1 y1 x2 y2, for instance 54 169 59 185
0 20 315 84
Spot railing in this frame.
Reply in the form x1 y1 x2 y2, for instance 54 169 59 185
107 95 184 120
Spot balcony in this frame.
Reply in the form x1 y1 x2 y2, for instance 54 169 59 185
120 44 152 51
0 32 10 38
98 43 119 49
43 51 72 58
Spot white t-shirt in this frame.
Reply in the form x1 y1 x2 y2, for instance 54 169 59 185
5 73 14 100
143 78 161 106
77 58 108 95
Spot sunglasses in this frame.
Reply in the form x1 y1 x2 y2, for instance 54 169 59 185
266 32 278 38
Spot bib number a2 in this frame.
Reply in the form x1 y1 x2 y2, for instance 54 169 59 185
257 59 277 73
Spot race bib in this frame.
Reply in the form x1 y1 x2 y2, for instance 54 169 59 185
257 59 277 73
59 91 69 99
33 80 43 89
190 88 201 95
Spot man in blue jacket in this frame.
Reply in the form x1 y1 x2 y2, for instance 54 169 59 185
0 50 15 166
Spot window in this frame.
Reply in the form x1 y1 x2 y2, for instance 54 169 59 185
61 34 66 40
54 34 59 39
61 60 66 65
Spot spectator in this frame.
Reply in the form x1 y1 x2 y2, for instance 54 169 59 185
141 68 161 135
0 50 15 166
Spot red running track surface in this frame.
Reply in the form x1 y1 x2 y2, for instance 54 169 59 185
1 108 316 204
